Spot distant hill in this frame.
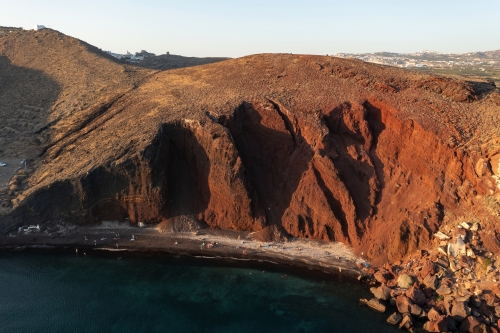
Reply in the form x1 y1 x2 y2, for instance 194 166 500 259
137 53 229 70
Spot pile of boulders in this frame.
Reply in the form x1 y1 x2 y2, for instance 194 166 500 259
360 221 500 333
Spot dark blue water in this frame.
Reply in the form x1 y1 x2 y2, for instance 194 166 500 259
0 252 398 333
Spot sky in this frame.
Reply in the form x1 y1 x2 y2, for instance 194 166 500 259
1 0 499 58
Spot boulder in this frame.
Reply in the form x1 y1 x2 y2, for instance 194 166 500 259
470 297 483 308
447 316 458 331
359 298 386 313
423 287 434 298
373 269 393 284
428 307 443 321
423 317 449 333
434 231 451 240
435 257 450 268
451 300 471 321
421 259 436 278
396 295 413 313
398 313 414 330
386 312 402 325
390 288 406 297
443 296 455 316
483 293 496 306
448 237 467 257
492 284 500 298
495 306 500 317
424 274 440 290
436 285 452 296
406 286 427 307
479 302 492 317
459 315 481 333
386 279 398 288
410 303 424 317
370 285 392 300
397 274 414 289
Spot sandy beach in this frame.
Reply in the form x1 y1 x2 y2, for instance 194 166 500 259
0 221 365 277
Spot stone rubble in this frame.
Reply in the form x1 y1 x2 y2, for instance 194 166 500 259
359 221 500 333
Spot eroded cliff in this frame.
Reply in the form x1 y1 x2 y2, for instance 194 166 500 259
1 30 500 264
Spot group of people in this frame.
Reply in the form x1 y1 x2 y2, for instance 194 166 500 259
201 242 217 249
82 233 136 246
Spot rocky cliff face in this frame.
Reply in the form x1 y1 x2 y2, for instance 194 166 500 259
1 31 500 264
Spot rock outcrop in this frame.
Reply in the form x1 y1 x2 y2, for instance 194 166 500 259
361 221 500 333
1 29 500 266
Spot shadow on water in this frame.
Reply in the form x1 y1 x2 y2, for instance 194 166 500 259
0 251 400 333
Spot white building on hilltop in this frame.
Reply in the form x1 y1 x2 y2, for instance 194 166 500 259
34 24 45 31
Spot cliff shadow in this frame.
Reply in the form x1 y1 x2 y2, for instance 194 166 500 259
322 101 386 221
226 101 314 226
154 123 211 223
0 56 61 222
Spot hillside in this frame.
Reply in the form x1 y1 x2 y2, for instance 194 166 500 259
0 28 153 212
1 30 500 265
137 53 229 70
0 28 153 157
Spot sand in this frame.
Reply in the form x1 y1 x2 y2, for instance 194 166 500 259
0 221 365 277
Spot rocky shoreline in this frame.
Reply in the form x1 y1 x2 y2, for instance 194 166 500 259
359 221 500 333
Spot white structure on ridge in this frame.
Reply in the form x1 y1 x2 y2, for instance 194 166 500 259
34 25 46 31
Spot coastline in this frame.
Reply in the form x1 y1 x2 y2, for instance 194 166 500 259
0 222 365 278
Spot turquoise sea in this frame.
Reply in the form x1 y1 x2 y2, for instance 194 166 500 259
0 251 399 333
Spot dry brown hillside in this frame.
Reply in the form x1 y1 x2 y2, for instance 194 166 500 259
0 28 153 159
1 30 500 265
137 53 229 71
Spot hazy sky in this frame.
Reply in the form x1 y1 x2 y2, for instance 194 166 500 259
2 0 499 57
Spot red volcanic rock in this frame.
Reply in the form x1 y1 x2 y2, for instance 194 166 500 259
450 300 471 321
1 30 500 267
423 317 448 333
427 307 442 321
421 258 436 278
252 225 290 242
493 284 500 298
406 286 427 307
373 269 394 284
370 285 392 300
459 316 481 333
396 295 413 314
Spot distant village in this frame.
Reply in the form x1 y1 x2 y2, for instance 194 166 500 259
333 50 500 72
103 50 160 62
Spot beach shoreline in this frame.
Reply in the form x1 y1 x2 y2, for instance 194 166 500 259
0 222 365 278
